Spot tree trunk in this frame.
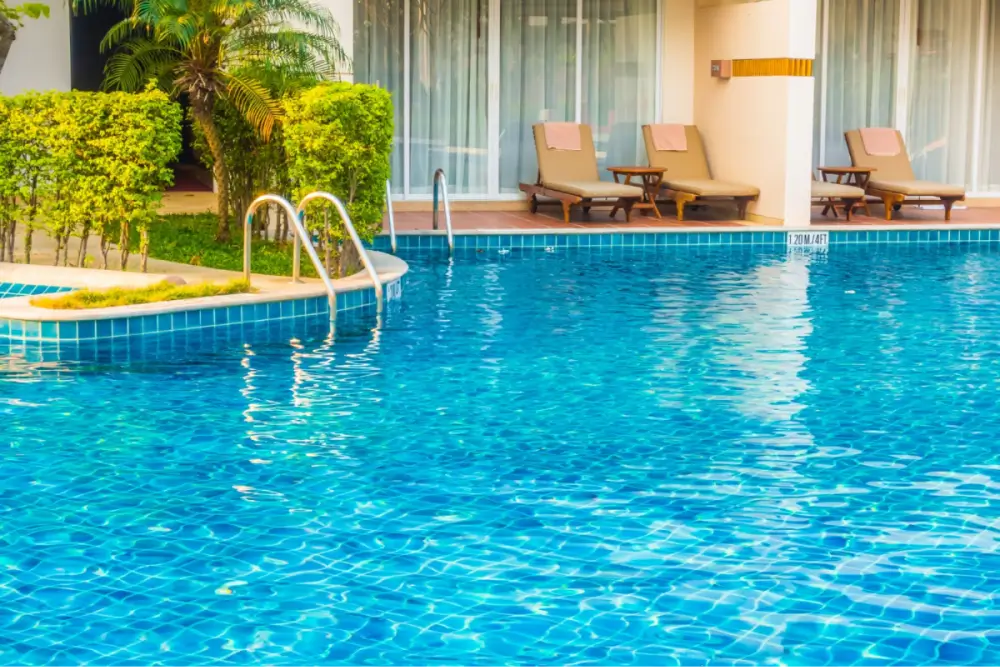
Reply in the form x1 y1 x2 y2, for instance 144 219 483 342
0 16 15 80
191 102 230 242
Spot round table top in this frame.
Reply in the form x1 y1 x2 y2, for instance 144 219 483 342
606 166 666 174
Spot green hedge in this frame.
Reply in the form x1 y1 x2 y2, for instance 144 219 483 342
0 88 182 270
283 82 393 245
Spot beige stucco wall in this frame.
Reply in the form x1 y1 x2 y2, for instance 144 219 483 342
693 0 817 225
661 0 695 124
0 5 72 95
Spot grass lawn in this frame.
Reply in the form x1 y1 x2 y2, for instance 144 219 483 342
143 214 318 278
32 279 252 309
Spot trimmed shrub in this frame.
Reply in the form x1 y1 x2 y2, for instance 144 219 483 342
0 88 182 270
283 82 393 275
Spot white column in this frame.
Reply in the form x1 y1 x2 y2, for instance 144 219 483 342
693 0 817 226
0 6 71 95
317 0 354 81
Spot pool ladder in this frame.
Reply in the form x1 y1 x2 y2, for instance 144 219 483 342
243 193 384 322
385 168 454 255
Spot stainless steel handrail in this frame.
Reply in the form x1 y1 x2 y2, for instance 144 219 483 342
244 194 338 315
296 191 384 312
432 168 455 253
385 179 397 253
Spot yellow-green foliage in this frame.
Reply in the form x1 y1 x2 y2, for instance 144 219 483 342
0 88 182 268
31 279 252 309
283 83 393 244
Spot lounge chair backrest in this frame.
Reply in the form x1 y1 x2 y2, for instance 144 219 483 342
844 129 915 181
642 125 712 180
533 124 599 184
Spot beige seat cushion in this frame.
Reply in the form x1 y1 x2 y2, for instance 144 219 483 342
665 179 759 197
868 179 965 197
543 180 644 198
812 181 865 198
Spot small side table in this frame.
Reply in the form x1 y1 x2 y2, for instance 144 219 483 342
819 166 875 217
607 166 666 219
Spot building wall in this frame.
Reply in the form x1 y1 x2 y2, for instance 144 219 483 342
0 4 72 95
693 0 817 224
662 0 695 124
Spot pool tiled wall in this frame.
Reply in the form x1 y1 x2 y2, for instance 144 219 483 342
372 228 1000 252
0 282 388 344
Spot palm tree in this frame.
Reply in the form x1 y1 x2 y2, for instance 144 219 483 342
93 0 346 241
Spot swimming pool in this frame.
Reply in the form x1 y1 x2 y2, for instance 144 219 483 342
2 244 999 665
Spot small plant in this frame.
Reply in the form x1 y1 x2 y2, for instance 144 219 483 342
284 82 393 276
31 279 253 309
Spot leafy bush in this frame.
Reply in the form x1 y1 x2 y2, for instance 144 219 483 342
283 82 392 275
0 88 182 270
31 279 251 309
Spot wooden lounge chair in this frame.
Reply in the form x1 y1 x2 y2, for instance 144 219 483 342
811 179 865 221
845 128 966 221
519 123 644 223
642 124 759 221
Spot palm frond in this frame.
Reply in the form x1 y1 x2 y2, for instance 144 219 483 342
103 39 179 91
221 72 283 140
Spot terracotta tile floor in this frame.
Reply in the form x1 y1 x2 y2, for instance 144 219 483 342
384 203 1000 232
158 191 1000 230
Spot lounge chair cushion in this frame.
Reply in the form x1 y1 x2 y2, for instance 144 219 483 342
543 180 644 199
643 125 712 180
812 181 865 199
665 179 759 198
845 129 916 181
868 179 966 198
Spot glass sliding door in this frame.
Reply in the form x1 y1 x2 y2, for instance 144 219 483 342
408 0 489 194
814 0 900 169
580 0 658 175
498 0 577 193
906 0 980 185
355 0 661 198
978 1 1000 192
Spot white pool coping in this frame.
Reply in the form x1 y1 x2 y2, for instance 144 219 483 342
0 252 406 322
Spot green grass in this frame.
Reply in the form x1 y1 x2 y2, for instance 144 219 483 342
142 213 317 278
31 279 253 310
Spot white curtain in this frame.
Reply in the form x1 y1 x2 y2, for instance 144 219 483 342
906 0 981 186
409 0 489 194
356 0 659 198
580 0 658 177
979 1 1000 192
353 0 406 193
814 0 900 169
498 0 577 193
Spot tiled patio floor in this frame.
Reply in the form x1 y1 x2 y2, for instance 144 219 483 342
385 204 1000 232
158 191 1000 230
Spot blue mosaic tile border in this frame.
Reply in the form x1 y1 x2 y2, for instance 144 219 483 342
0 280 389 344
828 229 1000 244
372 228 1000 252
0 282 72 299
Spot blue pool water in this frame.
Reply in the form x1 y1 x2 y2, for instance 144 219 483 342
0 282 70 299
2 245 1000 665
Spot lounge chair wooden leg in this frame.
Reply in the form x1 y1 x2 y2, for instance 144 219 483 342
582 199 592 215
943 199 955 222
623 199 635 223
881 194 895 221
528 194 538 214
561 200 572 224
842 198 856 221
